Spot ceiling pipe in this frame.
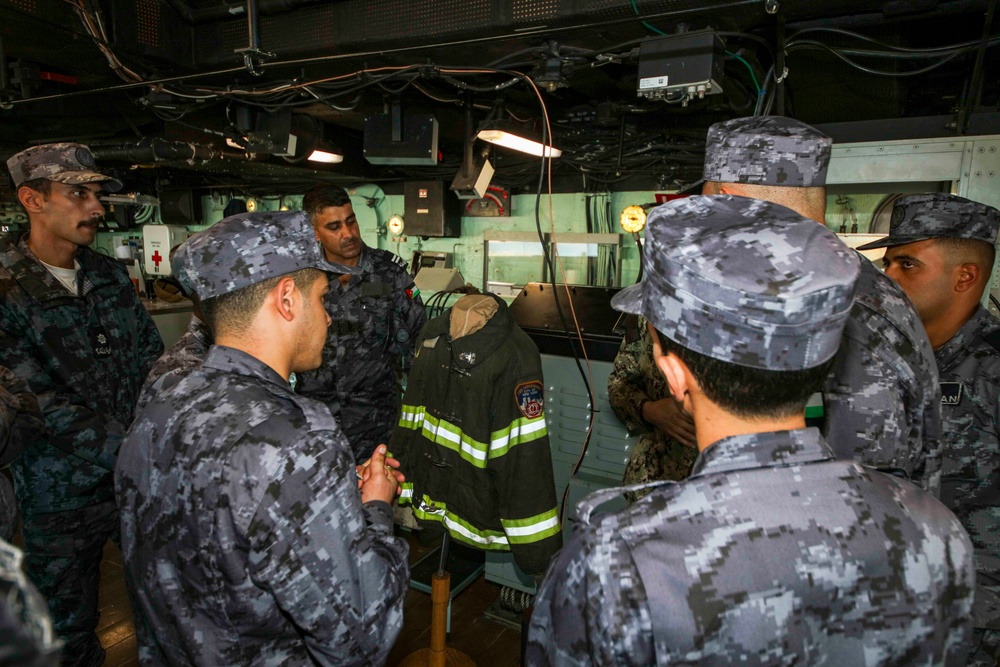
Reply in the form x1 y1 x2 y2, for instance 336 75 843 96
91 138 225 163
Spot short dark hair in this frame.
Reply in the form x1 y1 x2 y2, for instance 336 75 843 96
15 178 52 213
200 268 323 337
656 330 832 420
19 178 52 196
302 184 351 220
937 237 996 275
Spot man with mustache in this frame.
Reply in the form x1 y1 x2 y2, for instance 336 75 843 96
297 184 426 462
0 143 163 667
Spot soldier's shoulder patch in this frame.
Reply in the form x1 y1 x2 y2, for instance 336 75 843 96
390 253 409 270
405 283 420 301
940 382 963 406
515 380 544 419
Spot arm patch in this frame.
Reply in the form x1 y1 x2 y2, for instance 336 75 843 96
515 381 545 419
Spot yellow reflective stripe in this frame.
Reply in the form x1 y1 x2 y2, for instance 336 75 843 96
411 495 510 550
500 508 561 544
400 405 548 466
489 416 548 459
399 405 490 468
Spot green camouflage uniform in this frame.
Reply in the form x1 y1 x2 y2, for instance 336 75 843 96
607 316 698 501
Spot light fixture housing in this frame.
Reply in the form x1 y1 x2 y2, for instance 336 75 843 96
452 103 495 199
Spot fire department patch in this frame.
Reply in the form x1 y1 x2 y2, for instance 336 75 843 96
515 381 544 419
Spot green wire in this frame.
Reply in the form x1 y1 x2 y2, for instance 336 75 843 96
629 0 666 35
725 50 762 94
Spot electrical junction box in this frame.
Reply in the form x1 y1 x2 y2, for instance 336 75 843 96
364 113 439 165
142 224 189 276
404 181 462 237
637 31 725 101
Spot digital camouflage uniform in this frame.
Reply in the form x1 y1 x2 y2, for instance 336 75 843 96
607 319 697 502
715 116 941 490
395 294 561 576
615 117 941 497
528 196 975 666
2 142 162 667
936 307 1000 665
0 365 43 540
117 346 409 666
824 257 942 493
527 430 975 667
116 211 407 665
0 538 62 667
137 314 212 410
298 245 425 462
859 193 1000 666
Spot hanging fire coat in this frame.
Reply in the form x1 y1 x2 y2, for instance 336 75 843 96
394 294 562 576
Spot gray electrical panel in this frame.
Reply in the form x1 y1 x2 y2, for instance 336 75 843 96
403 181 461 237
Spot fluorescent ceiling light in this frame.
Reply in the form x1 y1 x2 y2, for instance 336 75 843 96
476 130 561 158
307 149 344 164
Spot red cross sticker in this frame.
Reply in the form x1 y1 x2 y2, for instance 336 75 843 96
151 251 163 268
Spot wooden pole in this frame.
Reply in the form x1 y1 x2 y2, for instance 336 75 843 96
429 572 450 667
398 536 476 667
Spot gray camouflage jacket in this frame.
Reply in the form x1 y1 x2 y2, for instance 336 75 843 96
824 256 942 493
137 314 212 410
115 345 409 666
0 367 42 539
0 233 162 514
936 305 1000 630
0 538 61 666
297 245 425 461
527 428 974 666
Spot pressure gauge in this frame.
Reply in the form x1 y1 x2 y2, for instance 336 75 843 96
246 197 258 212
387 214 405 236
619 205 647 234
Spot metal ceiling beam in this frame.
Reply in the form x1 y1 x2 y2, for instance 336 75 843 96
160 0 338 25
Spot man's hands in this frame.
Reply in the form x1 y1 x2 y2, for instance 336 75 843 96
642 397 696 448
357 445 405 505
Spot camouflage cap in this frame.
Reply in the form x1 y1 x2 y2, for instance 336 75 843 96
612 195 860 371
172 210 357 300
855 193 1000 251
701 116 832 188
6 142 122 192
